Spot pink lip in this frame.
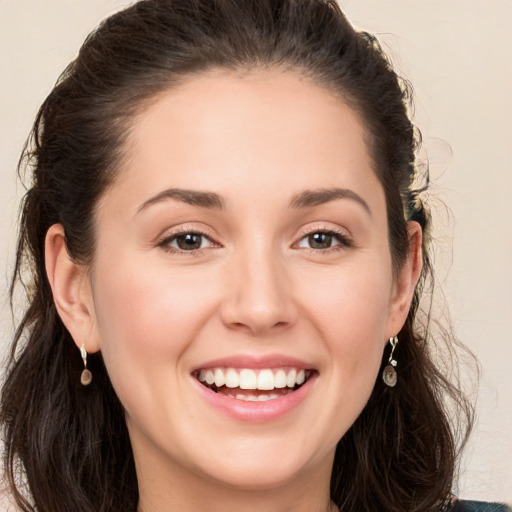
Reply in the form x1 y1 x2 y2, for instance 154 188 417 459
192 353 314 371
190 354 317 423
192 374 316 422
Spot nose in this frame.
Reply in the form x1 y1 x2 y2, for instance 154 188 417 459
220 245 297 336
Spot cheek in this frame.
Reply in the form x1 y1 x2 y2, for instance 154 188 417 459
299 258 392 376
90 254 219 380
305 259 392 333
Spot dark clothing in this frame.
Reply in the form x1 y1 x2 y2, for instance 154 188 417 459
452 501 512 512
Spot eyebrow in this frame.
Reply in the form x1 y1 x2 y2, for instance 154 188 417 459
136 186 371 216
136 188 225 214
289 188 372 216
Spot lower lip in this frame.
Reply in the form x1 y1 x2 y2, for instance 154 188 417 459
192 375 316 423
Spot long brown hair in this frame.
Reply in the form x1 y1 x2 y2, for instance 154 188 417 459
1 1 473 511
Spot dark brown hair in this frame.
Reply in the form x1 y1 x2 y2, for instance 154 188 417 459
1 1 473 511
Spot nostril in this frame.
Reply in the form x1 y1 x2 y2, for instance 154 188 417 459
228 320 289 331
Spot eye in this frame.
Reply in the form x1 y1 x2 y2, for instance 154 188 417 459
296 230 348 250
159 231 217 253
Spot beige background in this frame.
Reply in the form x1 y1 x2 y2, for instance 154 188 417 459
1 0 511 505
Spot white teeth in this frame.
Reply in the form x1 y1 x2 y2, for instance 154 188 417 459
261 392 285 401
222 392 274 402
286 369 297 388
216 388 295 401
225 368 239 388
239 369 257 390
214 368 225 387
257 369 274 390
197 367 310 391
205 370 215 385
274 369 287 388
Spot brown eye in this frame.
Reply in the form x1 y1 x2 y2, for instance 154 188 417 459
308 233 334 249
175 233 204 250
297 231 344 250
162 232 212 252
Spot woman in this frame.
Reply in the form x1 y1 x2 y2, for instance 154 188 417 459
0 1 507 511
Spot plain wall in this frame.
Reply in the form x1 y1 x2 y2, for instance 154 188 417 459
1 0 511 505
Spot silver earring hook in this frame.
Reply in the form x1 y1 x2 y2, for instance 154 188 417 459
80 343 93 386
388 335 398 366
382 335 399 387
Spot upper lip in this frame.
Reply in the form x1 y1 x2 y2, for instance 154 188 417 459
192 354 315 372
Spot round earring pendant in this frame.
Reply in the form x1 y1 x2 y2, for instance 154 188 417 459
382 364 397 387
81 369 93 386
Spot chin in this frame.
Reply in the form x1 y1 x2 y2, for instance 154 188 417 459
200 459 309 492
188 435 331 493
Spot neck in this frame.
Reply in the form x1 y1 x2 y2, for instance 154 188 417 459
131 421 337 512
135 452 336 512
138 501 339 512
137 479 337 512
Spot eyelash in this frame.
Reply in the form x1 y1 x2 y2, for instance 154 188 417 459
295 227 352 253
157 227 352 255
157 228 218 255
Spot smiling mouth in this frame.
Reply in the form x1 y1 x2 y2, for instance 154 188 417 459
194 367 314 402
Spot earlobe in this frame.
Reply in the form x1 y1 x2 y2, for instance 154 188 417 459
45 224 100 353
386 221 423 337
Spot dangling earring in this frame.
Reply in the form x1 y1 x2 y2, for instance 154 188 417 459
382 336 398 387
80 343 93 386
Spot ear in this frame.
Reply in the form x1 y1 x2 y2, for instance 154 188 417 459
45 224 100 353
385 221 423 338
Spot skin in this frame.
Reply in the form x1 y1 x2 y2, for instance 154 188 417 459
45 70 422 512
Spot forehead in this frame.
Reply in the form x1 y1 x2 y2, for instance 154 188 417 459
104 69 384 216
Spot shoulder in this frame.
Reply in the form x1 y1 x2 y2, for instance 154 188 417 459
451 500 512 512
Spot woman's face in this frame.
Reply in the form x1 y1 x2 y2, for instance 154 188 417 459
82 70 416 495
